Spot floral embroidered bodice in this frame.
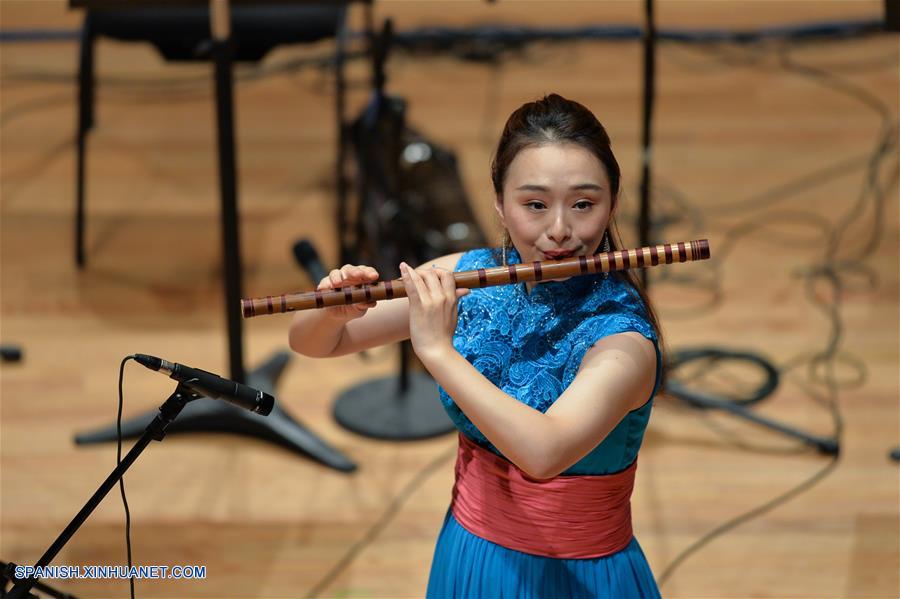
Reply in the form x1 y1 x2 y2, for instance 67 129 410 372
437 247 662 475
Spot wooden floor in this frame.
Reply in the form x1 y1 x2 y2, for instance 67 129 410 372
2 1 898 597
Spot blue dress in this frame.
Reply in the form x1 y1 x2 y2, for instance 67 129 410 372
426 247 663 599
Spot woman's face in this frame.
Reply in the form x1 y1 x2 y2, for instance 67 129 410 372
495 142 614 276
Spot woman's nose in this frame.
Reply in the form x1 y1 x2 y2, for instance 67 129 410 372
547 214 572 244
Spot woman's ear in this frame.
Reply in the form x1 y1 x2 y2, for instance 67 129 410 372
494 195 506 228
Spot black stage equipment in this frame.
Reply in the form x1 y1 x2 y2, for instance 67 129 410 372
293 239 329 285
134 353 275 415
0 344 23 362
667 349 839 456
394 124 486 259
332 18 486 440
886 0 900 31
69 0 361 472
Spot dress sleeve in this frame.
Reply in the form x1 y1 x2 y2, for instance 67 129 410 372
453 247 497 272
563 281 663 408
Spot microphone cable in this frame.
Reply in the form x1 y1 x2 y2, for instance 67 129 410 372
117 356 137 599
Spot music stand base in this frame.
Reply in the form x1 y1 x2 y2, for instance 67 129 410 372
333 371 454 440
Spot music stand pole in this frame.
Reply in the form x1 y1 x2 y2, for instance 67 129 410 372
638 0 657 289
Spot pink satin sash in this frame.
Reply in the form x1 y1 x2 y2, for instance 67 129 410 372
450 433 636 559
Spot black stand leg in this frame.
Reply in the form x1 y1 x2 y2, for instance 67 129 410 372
672 387 840 455
7 385 198 599
75 18 94 270
74 17 356 473
666 349 840 456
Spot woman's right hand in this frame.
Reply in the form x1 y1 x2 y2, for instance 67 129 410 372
317 264 380 322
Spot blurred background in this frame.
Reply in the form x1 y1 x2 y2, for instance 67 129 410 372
1 1 897 597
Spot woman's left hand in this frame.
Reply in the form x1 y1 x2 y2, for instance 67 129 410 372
400 262 470 364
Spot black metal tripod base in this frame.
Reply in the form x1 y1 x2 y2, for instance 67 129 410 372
74 351 357 472
666 348 839 456
333 371 454 440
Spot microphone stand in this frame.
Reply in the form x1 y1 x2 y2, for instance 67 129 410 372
5 383 202 599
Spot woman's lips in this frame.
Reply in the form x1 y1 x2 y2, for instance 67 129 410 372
542 250 575 260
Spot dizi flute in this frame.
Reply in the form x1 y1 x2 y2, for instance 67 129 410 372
242 239 710 318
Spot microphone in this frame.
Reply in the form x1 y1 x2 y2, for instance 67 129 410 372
133 354 274 416
293 239 328 286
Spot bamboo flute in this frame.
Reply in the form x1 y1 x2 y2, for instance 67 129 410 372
241 239 710 318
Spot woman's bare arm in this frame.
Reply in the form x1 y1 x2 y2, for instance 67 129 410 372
288 252 464 358
419 331 657 479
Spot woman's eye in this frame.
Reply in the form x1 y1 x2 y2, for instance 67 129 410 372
525 201 545 210
574 201 594 210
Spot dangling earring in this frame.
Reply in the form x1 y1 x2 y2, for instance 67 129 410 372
501 230 510 266
601 230 610 280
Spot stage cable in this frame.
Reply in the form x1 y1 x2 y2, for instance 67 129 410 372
1 18 895 597
304 444 457 598
117 356 137 599
651 36 896 589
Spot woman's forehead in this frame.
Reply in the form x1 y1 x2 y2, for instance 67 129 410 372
505 143 609 187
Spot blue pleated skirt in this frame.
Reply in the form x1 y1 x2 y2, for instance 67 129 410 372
426 508 661 599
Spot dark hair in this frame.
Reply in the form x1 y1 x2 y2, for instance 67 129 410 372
492 94 621 204
491 94 667 389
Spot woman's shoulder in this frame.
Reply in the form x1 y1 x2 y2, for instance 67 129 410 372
582 275 657 341
454 247 501 271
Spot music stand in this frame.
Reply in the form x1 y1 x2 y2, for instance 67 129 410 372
69 0 366 471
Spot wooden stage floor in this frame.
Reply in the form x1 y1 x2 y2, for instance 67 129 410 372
1 1 897 597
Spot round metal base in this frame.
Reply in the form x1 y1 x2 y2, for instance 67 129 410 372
333 372 454 440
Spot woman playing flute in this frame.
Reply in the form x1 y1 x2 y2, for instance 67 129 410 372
289 93 664 598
